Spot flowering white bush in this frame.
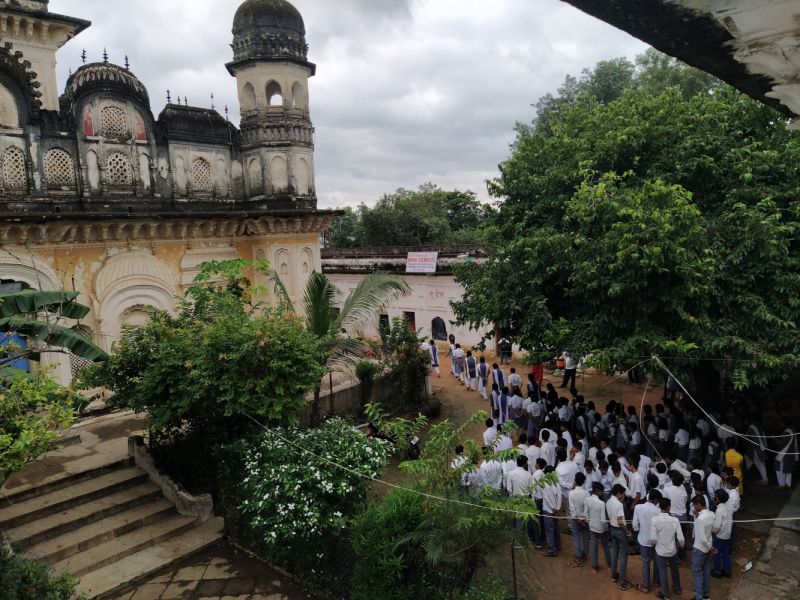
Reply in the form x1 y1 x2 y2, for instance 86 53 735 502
239 418 392 550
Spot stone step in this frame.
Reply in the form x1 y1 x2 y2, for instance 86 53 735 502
6 481 163 548
0 467 149 530
26 497 177 564
52 513 202 578
75 517 224 600
1 457 136 505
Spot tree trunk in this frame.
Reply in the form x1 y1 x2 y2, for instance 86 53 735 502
311 387 322 429
692 361 723 413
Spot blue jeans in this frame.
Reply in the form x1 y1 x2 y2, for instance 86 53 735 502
590 530 611 569
571 519 589 558
713 537 731 574
692 548 711 599
544 510 561 552
640 545 660 589
655 553 681 598
610 527 629 580
529 498 544 545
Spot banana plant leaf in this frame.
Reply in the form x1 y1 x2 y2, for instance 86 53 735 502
0 317 108 362
0 290 90 320
0 367 94 414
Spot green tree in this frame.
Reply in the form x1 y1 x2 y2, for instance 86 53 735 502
326 184 494 248
453 85 800 408
270 270 411 427
635 48 722 99
83 260 329 490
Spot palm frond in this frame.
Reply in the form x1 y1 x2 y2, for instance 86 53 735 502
300 272 342 338
336 271 411 333
268 270 294 311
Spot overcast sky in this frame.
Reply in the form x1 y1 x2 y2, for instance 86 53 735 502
51 0 648 208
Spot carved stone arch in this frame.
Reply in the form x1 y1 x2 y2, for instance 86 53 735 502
98 284 176 352
0 81 20 127
0 44 43 123
274 247 292 295
0 248 60 290
291 81 305 109
266 80 282 106
242 82 256 111
94 248 177 304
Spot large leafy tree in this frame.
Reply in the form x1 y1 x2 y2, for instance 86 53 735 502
326 183 494 248
270 270 411 426
452 83 800 408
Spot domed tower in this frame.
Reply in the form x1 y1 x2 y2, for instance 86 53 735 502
227 0 316 205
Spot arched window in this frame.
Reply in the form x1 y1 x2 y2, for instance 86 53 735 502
266 81 282 106
242 82 256 111
100 106 128 138
2 146 26 190
291 82 304 109
191 157 213 191
248 157 262 197
44 149 76 188
106 152 133 186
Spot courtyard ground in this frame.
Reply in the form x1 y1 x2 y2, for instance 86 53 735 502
373 343 794 600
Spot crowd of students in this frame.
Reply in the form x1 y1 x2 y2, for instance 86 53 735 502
444 357 798 599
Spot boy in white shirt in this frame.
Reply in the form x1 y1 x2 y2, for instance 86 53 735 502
706 464 723 505
540 430 556 467
586 482 612 573
571 442 586 471
607 484 634 590
598 460 613 502
650 497 684 599
662 472 689 559
482 418 498 447
692 495 715 600
583 460 600 492
712 489 733 578
626 456 646 514
632 490 663 593
567 472 590 567
529 458 546 549
541 466 562 556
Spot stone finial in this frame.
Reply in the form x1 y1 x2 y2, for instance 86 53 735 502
103 47 108 63
184 96 188 106
125 55 130 70
167 90 171 104
177 95 181 106
225 106 229 121
81 49 87 65
211 93 214 110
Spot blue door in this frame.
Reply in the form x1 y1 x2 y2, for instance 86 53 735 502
1 332 29 372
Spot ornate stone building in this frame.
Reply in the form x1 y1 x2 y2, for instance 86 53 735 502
0 0 335 384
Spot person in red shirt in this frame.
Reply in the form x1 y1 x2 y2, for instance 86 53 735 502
531 363 544 384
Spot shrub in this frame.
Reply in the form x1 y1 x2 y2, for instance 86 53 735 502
351 488 430 600
0 544 86 600
227 418 392 586
385 316 430 410
354 360 382 418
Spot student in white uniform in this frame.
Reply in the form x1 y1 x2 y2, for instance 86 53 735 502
632 490 662 593
483 418 498 447
712 489 733 578
587 482 612 573
427 340 441 378
541 466 562 557
692 495 715 600
650 497 684 599
540 430 556 467
477 357 491 400
567 472 590 567
607 484 634 590
453 344 465 385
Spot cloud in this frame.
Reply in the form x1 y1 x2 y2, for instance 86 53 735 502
51 0 648 208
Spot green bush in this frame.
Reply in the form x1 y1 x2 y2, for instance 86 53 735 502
351 488 430 600
354 360 382 418
0 544 86 600
385 316 430 411
224 418 392 588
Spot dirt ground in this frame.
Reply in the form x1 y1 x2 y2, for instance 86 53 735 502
374 343 788 600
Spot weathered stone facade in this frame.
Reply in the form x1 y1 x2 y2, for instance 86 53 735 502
0 0 335 384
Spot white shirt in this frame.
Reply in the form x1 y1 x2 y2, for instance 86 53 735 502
558 405 573 421
662 482 688 517
726 487 740 512
572 450 585 471
560 430 573 451
706 473 723 498
525 444 541 467
713 503 733 540
556 460 579 497
507 466 532 497
583 468 600 492
564 355 577 370
542 481 561 513
674 429 690 446
531 469 545 499
508 373 522 388
475 460 503 489
496 435 513 452
483 426 497 447
638 455 651 474
649 513 685 557
569 487 590 521
599 470 613 493
540 441 556 467
586 494 609 533
606 496 626 528
627 471 646 501
694 509 714 553
633 502 661 547
453 348 465 364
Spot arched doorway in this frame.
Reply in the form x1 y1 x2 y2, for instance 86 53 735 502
431 317 448 341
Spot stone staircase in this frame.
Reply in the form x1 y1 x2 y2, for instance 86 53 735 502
0 456 224 599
